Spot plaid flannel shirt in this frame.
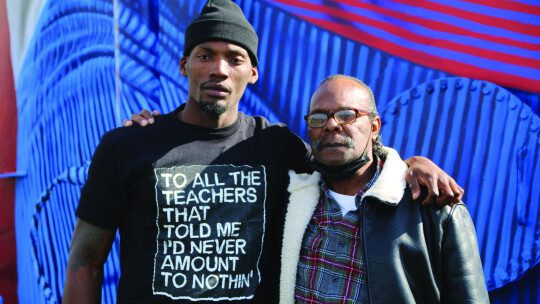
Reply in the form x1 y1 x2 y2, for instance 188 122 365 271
295 157 384 304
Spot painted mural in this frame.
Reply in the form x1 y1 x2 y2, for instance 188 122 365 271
3 0 539 303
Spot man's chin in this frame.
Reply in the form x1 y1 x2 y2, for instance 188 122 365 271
316 157 349 167
198 101 227 115
316 149 351 163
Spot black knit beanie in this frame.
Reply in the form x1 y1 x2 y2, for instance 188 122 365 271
184 0 259 66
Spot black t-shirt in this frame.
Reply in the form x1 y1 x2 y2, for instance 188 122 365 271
76 106 311 303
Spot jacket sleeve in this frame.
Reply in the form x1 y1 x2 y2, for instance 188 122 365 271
441 203 490 303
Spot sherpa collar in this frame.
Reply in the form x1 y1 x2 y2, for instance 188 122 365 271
361 147 408 206
288 147 408 206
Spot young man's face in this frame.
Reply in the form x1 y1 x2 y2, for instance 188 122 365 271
179 41 258 116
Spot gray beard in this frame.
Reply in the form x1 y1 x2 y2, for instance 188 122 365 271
198 101 227 115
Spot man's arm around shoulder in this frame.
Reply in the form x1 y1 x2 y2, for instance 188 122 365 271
442 203 490 303
63 219 116 304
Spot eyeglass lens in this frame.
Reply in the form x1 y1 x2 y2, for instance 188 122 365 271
307 110 357 127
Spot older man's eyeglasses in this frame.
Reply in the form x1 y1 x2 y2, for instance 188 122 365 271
304 109 372 128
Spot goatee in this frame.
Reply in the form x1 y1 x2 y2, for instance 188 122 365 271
198 101 227 115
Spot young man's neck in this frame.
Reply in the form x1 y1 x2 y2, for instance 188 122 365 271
177 102 238 128
326 158 376 196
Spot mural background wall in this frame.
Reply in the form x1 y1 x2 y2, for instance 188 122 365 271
1 0 539 303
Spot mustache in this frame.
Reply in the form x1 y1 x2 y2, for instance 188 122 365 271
200 81 231 93
312 135 355 152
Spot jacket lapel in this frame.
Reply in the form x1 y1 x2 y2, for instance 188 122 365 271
280 170 321 304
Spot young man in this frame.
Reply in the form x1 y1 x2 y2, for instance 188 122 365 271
64 1 462 303
281 75 488 303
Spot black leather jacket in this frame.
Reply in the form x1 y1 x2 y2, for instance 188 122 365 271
361 191 489 303
280 148 489 303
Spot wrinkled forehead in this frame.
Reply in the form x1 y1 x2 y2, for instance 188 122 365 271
309 80 370 113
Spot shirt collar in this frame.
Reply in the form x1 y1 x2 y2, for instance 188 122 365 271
320 154 385 199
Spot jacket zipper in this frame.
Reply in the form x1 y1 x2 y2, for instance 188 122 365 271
362 200 373 304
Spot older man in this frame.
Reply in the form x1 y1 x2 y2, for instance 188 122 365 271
281 75 489 303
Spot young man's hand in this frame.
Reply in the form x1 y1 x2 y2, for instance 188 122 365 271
404 156 464 207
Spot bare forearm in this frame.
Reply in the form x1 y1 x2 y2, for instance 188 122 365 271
63 261 103 303
63 219 116 303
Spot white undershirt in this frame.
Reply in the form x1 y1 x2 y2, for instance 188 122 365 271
328 189 358 216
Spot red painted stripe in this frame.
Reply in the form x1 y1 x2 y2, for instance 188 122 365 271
0 0 19 303
458 0 540 15
392 0 540 37
273 0 540 68
302 16 540 93
332 0 540 51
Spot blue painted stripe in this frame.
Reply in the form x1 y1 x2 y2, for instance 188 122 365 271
288 10 540 79
512 0 540 6
270 0 540 44
380 0 540 40
263 3 540 74
406 0 540 25
310 1 540 58
0 171 27 178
